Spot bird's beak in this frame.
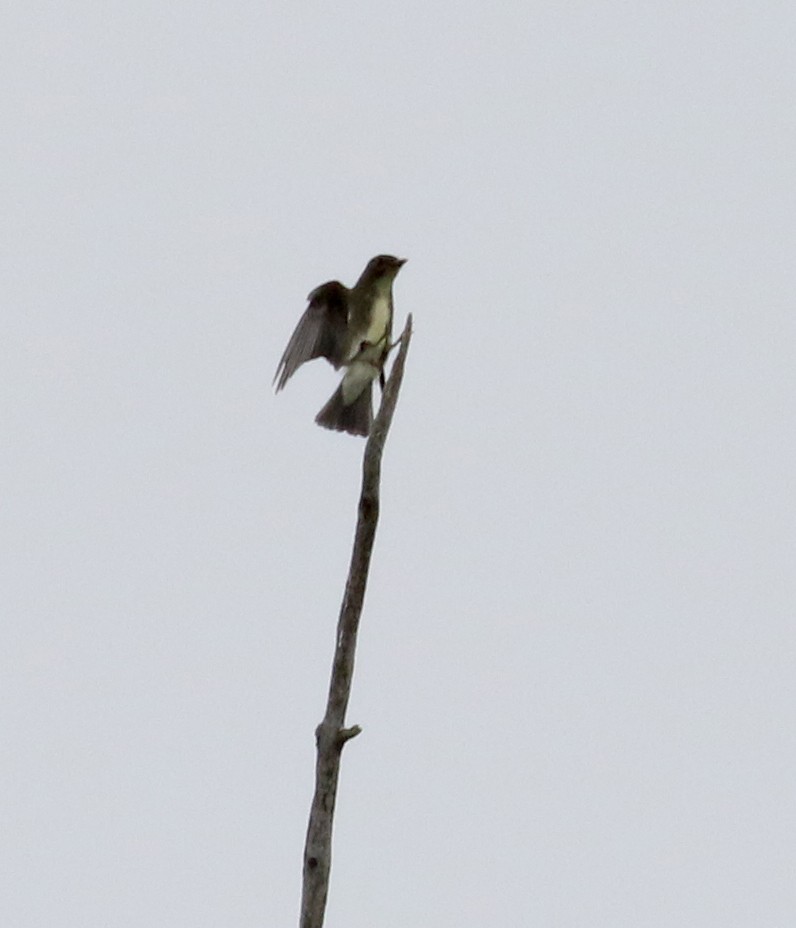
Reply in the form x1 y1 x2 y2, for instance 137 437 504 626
397 258 407 267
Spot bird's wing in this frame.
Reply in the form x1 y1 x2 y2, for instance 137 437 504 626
273 281 349 391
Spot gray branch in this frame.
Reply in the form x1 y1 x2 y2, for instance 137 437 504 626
299 314 413 928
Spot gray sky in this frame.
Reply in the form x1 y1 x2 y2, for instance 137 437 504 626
3 2 794 925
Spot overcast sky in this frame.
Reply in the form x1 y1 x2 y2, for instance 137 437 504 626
3 2 794 926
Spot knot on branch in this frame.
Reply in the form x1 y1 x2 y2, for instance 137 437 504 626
359 494 378 520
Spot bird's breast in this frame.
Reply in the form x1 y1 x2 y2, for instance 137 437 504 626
364 293 391 345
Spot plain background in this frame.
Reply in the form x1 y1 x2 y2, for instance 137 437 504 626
3 2 794 925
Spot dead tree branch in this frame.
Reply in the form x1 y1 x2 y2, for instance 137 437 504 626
299 315 413 928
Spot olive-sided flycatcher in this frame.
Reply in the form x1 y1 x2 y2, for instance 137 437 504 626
274 255 406 437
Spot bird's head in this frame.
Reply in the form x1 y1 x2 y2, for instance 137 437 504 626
366 254 407 281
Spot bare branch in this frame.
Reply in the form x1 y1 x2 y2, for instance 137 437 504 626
299 315 413 928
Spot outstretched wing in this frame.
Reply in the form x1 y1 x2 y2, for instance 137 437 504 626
273 281 349 391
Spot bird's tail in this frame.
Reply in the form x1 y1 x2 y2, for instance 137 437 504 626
315 381 373 437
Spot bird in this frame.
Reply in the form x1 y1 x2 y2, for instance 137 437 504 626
274 255 406 437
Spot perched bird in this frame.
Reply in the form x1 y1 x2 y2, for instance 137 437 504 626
274 255 406 436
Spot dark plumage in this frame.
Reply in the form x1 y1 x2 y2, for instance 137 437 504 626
273 282 349 392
